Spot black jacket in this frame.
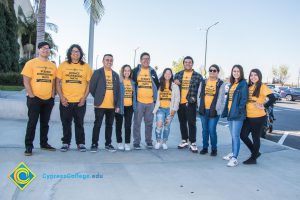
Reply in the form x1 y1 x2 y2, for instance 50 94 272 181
89 67 120 108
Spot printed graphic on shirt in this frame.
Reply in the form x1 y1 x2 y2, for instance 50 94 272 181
160 83 172 108
124 80 133 106
228 83 238 112
180 71 192 104
204 80 217 109
99 70 114 108
137 68 153 104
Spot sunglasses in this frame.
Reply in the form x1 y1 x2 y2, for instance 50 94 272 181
209 69 218 73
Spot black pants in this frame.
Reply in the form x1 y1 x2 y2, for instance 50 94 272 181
25 96 54 148
115 106 134 144
240 116 266 158
60 102 86 145
177 103 197 143
92 108 115 146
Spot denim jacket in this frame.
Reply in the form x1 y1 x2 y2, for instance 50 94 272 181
222 79 248 121
118 79 137 115
132 65 159 103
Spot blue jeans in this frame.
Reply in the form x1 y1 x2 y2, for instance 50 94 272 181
200 109 220 150
228 120 244 158
155 108 173 141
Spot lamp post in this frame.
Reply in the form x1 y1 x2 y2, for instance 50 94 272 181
203 22 219 76
95 54 99 70
133 47 140 68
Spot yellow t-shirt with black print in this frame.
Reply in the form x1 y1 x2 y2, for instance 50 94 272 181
180 71 193 104
21 58 56 100
228 82 238 112
137 67 153 104
56 61 93 102
247 84 272 118
204 80 217 109
99 69 114 108
123 79 133 106
160 82 172 108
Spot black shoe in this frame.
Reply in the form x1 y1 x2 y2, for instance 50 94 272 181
253 152 261 159
60 144 70 152
24 146 33 156
105 144 116 153
210 149 217 156
243 156 257 164
90 144 98 153
40 144 56 151
199 148 208 155
77 144 87 152
133 144 141 150
146 143 153 149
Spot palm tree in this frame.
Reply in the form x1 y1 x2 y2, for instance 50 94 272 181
34 0 46 56
84 0 105 67
18 6 58 58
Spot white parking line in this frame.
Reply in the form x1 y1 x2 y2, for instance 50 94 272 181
278 132 289 145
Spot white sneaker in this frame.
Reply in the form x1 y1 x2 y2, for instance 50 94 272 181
117 143 124 151
124 143 131 151
189 143 198 153
155 142 161 150
223 153 233 161
227 157 238 167
162 143 168 150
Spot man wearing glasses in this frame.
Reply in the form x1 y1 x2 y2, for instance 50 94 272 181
56 44 93 152
132 52 159 149
89 54 120 153
21 41 57 156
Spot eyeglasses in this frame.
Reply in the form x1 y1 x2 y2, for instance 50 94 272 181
209 69 218 73
40 47 50 51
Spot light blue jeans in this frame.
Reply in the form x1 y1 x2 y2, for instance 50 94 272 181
228 120 244 158
155 108 174 142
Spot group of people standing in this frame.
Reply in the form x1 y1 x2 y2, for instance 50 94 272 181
21 41 275 167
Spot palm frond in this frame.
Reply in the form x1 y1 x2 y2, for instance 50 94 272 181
45 22 58 33
84 0 105 24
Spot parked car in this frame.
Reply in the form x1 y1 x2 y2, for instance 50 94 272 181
280 88 300 101
274 86 289 93
271 90 281 101
267 84 276 90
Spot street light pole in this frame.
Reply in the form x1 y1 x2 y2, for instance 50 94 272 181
204 22 219 77
134 47 140 68
95 54 99 70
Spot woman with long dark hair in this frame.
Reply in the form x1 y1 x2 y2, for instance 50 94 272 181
153 68 180 149
115 64 136 151
222 65 248 167
240 68 276 164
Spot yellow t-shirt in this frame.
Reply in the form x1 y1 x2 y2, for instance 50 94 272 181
246 84 272 118
180 71 193 104
21 58 56 100
204 80 217 109
99 69 114 108
228 82 238 112
137 67 153 104
123 79 133 106
159 82 172 108
56 61 93 102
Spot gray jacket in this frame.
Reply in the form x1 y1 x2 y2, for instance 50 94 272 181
153 82 180 114
89 67 120 108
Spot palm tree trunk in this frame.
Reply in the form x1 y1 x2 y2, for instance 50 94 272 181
88 13 95 67
35 0 46 56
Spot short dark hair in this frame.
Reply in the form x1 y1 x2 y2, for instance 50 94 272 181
38 41 51 49
66 44 85 65
120 64 132 79
209 64 220 72
103 54 113 61
183 56 194 64
140 52 150 60
230 64 245 84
